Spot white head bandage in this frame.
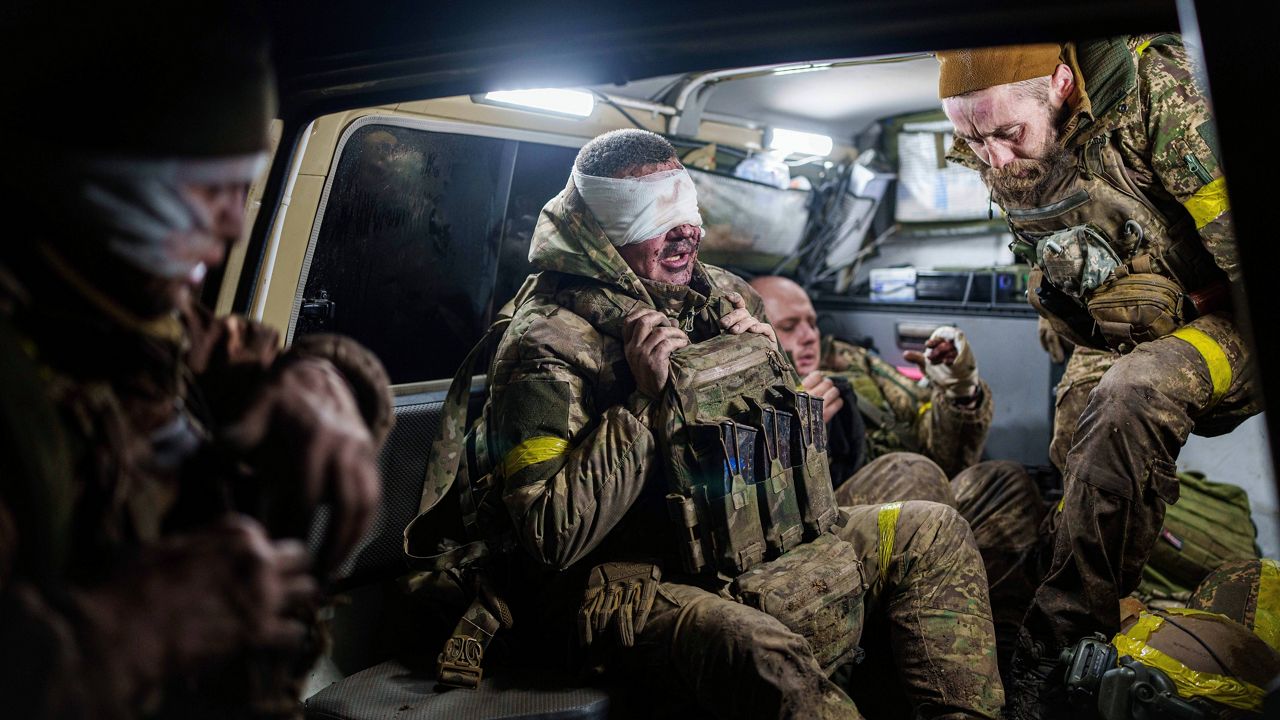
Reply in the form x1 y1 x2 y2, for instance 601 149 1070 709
571 167 703 247
59 152 268 281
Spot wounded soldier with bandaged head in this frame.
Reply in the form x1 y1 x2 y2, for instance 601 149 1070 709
406 129 1005 719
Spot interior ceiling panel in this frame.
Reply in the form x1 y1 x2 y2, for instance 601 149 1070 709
600 56 944 142
267 0 1179 120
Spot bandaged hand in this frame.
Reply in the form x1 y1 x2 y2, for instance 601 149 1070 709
801 371 845 424
903 326 979 401
578 562 662 647
719 291 777 345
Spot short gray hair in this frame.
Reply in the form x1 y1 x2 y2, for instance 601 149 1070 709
574 129 677 178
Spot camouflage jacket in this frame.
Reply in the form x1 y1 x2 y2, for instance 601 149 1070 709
0 247 293 719
949 34 1237 285
820 337 992 479
483 178 763 574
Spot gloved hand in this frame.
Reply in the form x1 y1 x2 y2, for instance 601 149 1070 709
1037 316 1071 364
220 356 381 575
75 516 317 701
578 562 662 647
903 326 979 400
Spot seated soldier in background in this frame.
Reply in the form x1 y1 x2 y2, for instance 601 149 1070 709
752 274 1047 676
0 5 392 717
750 275 992 485
407 129 1004 719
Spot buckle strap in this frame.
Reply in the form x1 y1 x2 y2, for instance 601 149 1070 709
436 581 514 689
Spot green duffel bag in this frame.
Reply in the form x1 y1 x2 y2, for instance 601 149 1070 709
1138 471 1262 608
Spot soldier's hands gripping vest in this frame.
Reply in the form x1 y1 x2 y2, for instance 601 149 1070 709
657 331 841 577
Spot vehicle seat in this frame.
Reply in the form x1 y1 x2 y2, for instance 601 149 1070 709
305 659 610 720
302 391 611 720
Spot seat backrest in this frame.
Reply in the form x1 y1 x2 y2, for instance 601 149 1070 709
307 389 449 588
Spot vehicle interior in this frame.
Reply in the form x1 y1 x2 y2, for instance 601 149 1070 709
209 2 1280 717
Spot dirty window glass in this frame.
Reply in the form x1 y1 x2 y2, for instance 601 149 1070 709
297 124 517 384
493 142 580 310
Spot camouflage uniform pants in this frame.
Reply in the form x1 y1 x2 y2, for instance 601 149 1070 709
952 461 1045 673
1023 313 1261 651
1049 347 1117 472
835 452 956 508
616 501 1003 719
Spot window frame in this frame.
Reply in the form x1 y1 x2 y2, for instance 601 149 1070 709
286 113 589 393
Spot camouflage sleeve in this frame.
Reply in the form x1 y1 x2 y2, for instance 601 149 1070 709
1140 39 1238 282
493 311 655 570
865 350 930 418
916 380 994 478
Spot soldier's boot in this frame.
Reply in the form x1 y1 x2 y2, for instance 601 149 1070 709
1004 629 1069 720
840 500 1004 720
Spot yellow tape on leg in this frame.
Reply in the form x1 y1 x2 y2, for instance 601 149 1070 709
1171 326 1232 405
877 502 903 583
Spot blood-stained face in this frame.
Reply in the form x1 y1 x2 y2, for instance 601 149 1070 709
612 158 702 285
942 64 1076 205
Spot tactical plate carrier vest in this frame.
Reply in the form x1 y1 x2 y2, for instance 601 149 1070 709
1006 38 1227 354
405 271 865 684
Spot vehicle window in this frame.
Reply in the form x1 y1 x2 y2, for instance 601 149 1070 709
493 142 579 310
295 124 517 384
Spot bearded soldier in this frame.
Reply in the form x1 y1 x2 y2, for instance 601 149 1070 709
938 36 1259 717
407 129 1003 719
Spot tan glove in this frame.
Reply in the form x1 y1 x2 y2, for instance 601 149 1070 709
578 562 661 647
1037 316 1071 364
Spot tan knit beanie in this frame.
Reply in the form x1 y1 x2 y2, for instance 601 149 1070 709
937 44 1064 98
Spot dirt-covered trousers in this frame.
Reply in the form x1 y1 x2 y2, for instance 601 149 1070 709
610 499 1004 720
840 453 1045 687
1022 312 1260 651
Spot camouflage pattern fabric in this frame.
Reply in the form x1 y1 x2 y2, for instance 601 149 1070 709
1189 558 1280 654
952 462 1047 674
946 34 1260 668
481 179 1003 718
820 338 992 478
1022 312 1260 652
839 501 1004 720
834 452 956 508
0 250 326 719
1049 347 1117 472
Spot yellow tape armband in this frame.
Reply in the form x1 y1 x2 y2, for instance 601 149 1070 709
877 502 903 582
1184 176 1230 230
917 401 932 419
1256 559 1280 654
1137 39 1153 56
1112 611 1266 712
501 436 569 478
1171 326 1232 404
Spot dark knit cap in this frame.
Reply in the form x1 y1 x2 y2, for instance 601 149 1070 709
6 0 276 157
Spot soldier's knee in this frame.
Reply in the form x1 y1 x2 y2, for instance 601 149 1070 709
842 452 953 507
892 500 979 562
674 593 811 664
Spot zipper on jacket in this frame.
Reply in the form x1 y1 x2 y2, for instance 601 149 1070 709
1184 153 1214 185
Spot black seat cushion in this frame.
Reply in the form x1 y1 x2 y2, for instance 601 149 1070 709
305 660 611 720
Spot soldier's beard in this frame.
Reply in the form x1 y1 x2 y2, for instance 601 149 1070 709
982 139 1072 208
